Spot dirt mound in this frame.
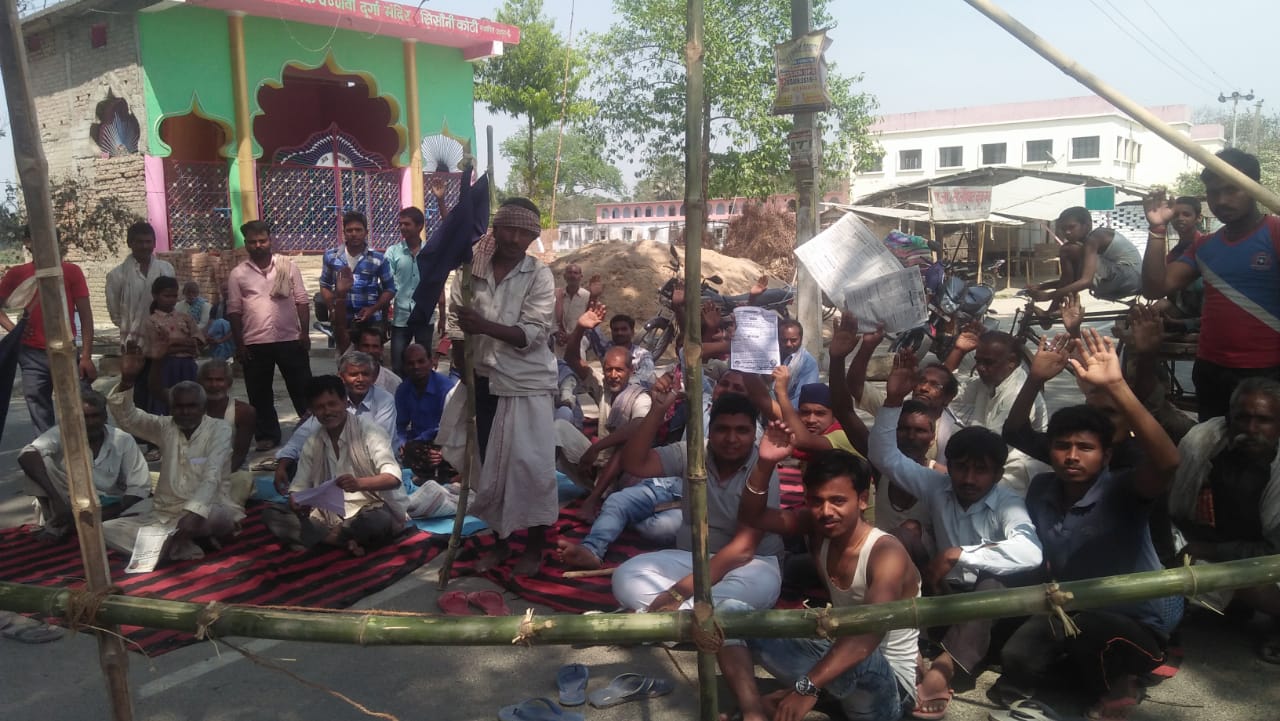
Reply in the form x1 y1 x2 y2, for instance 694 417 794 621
548 241 766 324
722 205 796 278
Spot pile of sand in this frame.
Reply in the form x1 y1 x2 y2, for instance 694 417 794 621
548 241 767 325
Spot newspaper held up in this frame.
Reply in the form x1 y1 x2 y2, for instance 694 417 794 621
730 306 781 375
842 267 930 335
793 213 901 303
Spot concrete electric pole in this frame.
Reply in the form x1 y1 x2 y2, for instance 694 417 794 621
1219 89 1255 148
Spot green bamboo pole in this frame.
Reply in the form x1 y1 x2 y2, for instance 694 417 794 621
6 556 1279 646
0 2 133 718
682 1 716 720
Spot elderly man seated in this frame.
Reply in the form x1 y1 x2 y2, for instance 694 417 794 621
395 343 457 484
274 350 395 491
103 351 242 561
19 390 149 542
264 375 408 556
197 359 256 505
1170 377 1280 659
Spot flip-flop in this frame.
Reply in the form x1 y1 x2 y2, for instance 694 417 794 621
987 699 1064 721
437 590 474 615
556 663 589 707
910 687 953 720
0 614 64 644
467 590 511 616
497 697 583 721
587 673 674 708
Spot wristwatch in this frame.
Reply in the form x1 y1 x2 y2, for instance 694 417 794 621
794 675 820 697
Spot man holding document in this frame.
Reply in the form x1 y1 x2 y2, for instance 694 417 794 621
264 375 409 556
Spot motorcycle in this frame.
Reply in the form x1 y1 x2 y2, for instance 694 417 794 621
639 245 796 360
891 258 1003 358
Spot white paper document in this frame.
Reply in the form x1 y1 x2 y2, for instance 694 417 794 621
842 267 930 335
730 306 781 374
126 524 176 574
291 478 347 518
793 213 903 301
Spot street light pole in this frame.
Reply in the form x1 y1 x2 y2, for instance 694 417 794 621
1219 89 1255 148
790 0 822 363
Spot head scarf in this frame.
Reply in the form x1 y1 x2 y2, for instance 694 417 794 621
798 383 832 408
492 204 542 238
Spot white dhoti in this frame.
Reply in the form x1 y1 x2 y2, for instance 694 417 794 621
101 498 239 556
440 390 558 538
555 418 593 464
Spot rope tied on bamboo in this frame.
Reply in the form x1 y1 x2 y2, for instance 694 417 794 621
64 585 121 634
194 601 226 640
806 604 839 640
512 608 555 646
690 601 724 653
1045 582 1080 637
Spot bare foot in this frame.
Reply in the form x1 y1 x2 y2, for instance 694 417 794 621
556 540 603 570
346 539 366 557
512 547 543 576
474 541 512 573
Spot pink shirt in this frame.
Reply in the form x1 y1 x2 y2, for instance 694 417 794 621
226 257 308 346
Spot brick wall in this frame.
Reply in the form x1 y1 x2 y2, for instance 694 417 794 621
24 11 148 218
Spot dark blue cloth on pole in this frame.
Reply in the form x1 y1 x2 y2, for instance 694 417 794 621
409 169 491 327
0 317 29 444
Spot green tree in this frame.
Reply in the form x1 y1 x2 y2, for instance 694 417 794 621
591 0 877 200
499 125 624 222
1175 106 1280 193
633 154 684 201
475 0 592 199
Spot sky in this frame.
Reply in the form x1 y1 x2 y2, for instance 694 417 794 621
2 0 1279 192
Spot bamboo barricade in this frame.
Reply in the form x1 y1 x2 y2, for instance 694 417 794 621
5 556 1280 646
682 2 716 720
0 1 134 719
962 0 1280 214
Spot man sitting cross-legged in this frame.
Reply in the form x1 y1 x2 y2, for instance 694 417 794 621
103 350 243 561
608 390 784 612
19 390 149 543
992 329 1182 720
555 371 745 571
556 302 653 514
263 375 409 556
870 349 1044 719
1169 377 1280 656
395 343 457 485
720 442 921 721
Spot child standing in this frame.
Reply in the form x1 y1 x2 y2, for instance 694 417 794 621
146 276 201 413
205 315 235 361
175 280 211 334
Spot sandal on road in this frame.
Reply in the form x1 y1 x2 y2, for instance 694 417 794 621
497 697 583 721
467 590 511 616
437 591 474 616
588 673 674 708
0 612 63 644
911 687 953 720
556 663 589 707
988 699 1064 721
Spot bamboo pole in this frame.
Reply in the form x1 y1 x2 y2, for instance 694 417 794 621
438 160 484 589
962 0 1280 213
6 556 1280 647
976 221 986 285
683 1 716 719
0 2 134 718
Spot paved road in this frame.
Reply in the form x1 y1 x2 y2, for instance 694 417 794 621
2 312 1276 721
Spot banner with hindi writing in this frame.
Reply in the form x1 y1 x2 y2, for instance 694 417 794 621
771 30 833 115
928 186 993 222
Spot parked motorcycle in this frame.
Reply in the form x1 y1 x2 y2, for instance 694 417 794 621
891 259 1002 358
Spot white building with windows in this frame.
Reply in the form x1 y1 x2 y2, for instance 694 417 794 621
852 96 1225 198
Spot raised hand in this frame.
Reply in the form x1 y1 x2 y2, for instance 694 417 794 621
336 266 354 297
828 313 859 359
758 420 796 464
952 320 984 355
119 344 146 381
1143 187 1175 228
771 364 791 395
1029 333 1072 383
649 383 681 412
861 318 886 350
750 274 769 296
1068 327 1123 388
427 177 447 202
885 349 918 402
700 299 722 333
1128 303 1164 355
586 274 604 300
577 300 607 330
1061 292 1084 337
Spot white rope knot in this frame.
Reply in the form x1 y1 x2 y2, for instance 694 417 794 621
511 608 554 646
1045 582 1080 637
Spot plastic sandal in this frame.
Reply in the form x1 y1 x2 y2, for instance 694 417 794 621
497 697 583 721
556 663 589 707
587 673 674 708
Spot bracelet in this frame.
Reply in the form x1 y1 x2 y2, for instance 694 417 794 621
745 482 768 496
1149 233 1166 240
667 586 685 604
1148 225 1167 235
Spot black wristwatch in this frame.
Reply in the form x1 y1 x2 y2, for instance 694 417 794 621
794 675 820 697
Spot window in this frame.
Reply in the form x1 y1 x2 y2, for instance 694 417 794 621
623 207 632 218
715 202 726 215
1071 135 1100 160
679 204 685 216
1025 139 1053 164
656 206 666 217
623 228 633 242
600 208 607 219
899 149 922 171
668 205 676 216
862 153 884 172
981 143 1006 165
938 146 963 168
611 208 619 219
644 207 653 218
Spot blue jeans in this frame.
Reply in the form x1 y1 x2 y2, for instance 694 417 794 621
390 321 434 377
19 345 90 434
752 638 909 721
580 476 682 561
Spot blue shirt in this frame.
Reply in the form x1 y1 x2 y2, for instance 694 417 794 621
206 318 234 360
394 371 457 449
782 347 820 407
319 247 396 320
384 240 423 328
1025 469 1182 635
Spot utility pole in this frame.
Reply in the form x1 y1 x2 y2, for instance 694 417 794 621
790 0 822 362
1252 99 1265 153
1219 89 1255 148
